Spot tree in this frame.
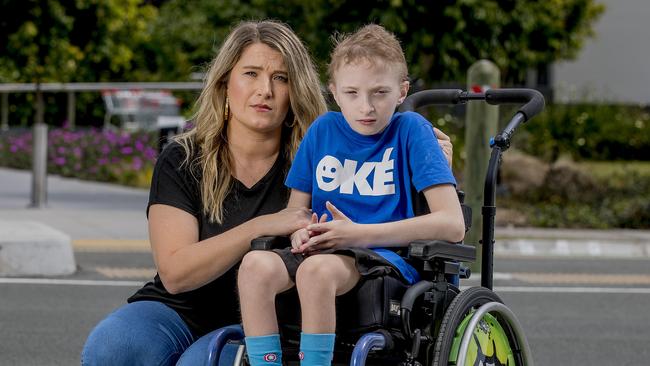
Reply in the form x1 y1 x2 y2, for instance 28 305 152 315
0 0 157 127
286 0 605 85
0 0 157 83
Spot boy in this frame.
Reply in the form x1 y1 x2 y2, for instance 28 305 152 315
238 24 465 366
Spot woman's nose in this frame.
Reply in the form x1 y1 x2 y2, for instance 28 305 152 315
257 78 272 98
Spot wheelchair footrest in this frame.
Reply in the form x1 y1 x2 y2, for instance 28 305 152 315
408 240 476 263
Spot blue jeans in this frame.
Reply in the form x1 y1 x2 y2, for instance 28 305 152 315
82 301 221 366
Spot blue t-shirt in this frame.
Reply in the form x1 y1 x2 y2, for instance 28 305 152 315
285 111 456 284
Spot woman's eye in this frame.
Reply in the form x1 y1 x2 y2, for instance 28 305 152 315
345 91 357 95
274 75 288 82
244 71 257 77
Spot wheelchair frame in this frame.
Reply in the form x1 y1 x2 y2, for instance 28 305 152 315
207 88 544 366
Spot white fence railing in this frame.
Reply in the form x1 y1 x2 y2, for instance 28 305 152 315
0 82 203 131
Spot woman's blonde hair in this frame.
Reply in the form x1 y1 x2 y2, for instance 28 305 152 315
175 20 327 224
328 24 408 83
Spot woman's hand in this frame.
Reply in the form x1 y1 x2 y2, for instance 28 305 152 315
290 213 317 252
254 207 312 237
434 127 453 167
298 201 363 254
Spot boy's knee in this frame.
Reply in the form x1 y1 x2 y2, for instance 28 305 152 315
239 251 285 288
296 256 335 286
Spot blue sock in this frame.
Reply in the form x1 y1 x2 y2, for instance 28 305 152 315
299 332 335 366
245 334 282 366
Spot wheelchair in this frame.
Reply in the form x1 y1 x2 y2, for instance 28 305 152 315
206 88 544 366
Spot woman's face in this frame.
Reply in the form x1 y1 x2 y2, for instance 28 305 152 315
226 43 291 135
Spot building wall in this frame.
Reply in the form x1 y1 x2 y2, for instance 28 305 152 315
552 0 650 104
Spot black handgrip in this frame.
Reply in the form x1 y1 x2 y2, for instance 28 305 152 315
485 88 545 121
398 89 464 112
250 236 290 250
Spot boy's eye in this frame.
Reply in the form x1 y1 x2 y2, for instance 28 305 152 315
376 90 389 95
345 90 357 95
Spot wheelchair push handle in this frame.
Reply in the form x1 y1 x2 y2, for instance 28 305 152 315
398 89 465 111
489 88 545 150
399 88 544 120
398 88 545 151
485 88 545 121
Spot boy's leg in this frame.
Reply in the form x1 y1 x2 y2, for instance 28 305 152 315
296 254 361 365
238 250 294 366
238 250 294 335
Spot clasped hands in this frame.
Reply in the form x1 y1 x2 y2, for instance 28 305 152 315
290 201 361 255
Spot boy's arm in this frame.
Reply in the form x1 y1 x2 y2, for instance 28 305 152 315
301 184 465 252
287 189 311 209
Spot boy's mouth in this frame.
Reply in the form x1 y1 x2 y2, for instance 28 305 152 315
357 118 376 125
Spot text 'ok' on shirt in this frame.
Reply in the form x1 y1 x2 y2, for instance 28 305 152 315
285 111 456 225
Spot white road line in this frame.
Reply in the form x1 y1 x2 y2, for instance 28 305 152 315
519 239 536 255
2 278 649 294
554 240 570 255
0 278 143 286
485 286 650 294
587 241 602 256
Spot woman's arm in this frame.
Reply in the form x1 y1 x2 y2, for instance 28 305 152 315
300 184 465 252
149 204 311 294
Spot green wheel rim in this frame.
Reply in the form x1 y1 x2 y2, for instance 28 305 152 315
448 311 516 366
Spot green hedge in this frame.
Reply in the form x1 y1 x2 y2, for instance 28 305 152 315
500 157 650 229
516 103 650 161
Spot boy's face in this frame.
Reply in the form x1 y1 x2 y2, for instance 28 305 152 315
329 60 409 136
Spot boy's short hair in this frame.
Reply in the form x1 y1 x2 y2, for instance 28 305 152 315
328 24 408 83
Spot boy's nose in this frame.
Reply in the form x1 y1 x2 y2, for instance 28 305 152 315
360 97 374 114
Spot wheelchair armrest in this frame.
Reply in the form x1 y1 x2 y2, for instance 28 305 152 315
408 240 476 263
250 236 290 251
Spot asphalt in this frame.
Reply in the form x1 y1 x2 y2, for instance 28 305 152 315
1 166 649 267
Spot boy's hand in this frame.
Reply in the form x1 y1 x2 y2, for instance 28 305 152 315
291 212 328 254
299 201 362 253
290 228 310 252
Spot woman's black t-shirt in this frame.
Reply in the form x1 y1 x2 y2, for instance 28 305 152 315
127 142 289 337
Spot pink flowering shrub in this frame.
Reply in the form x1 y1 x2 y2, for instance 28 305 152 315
0 128 159 187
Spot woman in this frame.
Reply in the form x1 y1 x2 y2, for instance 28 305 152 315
82 20 453 365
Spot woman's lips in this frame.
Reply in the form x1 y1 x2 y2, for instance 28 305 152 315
252 104 272 112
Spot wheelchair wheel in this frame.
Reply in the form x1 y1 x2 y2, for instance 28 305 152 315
431 286 521 366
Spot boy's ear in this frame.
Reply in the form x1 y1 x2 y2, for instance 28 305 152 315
398 81 410 105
